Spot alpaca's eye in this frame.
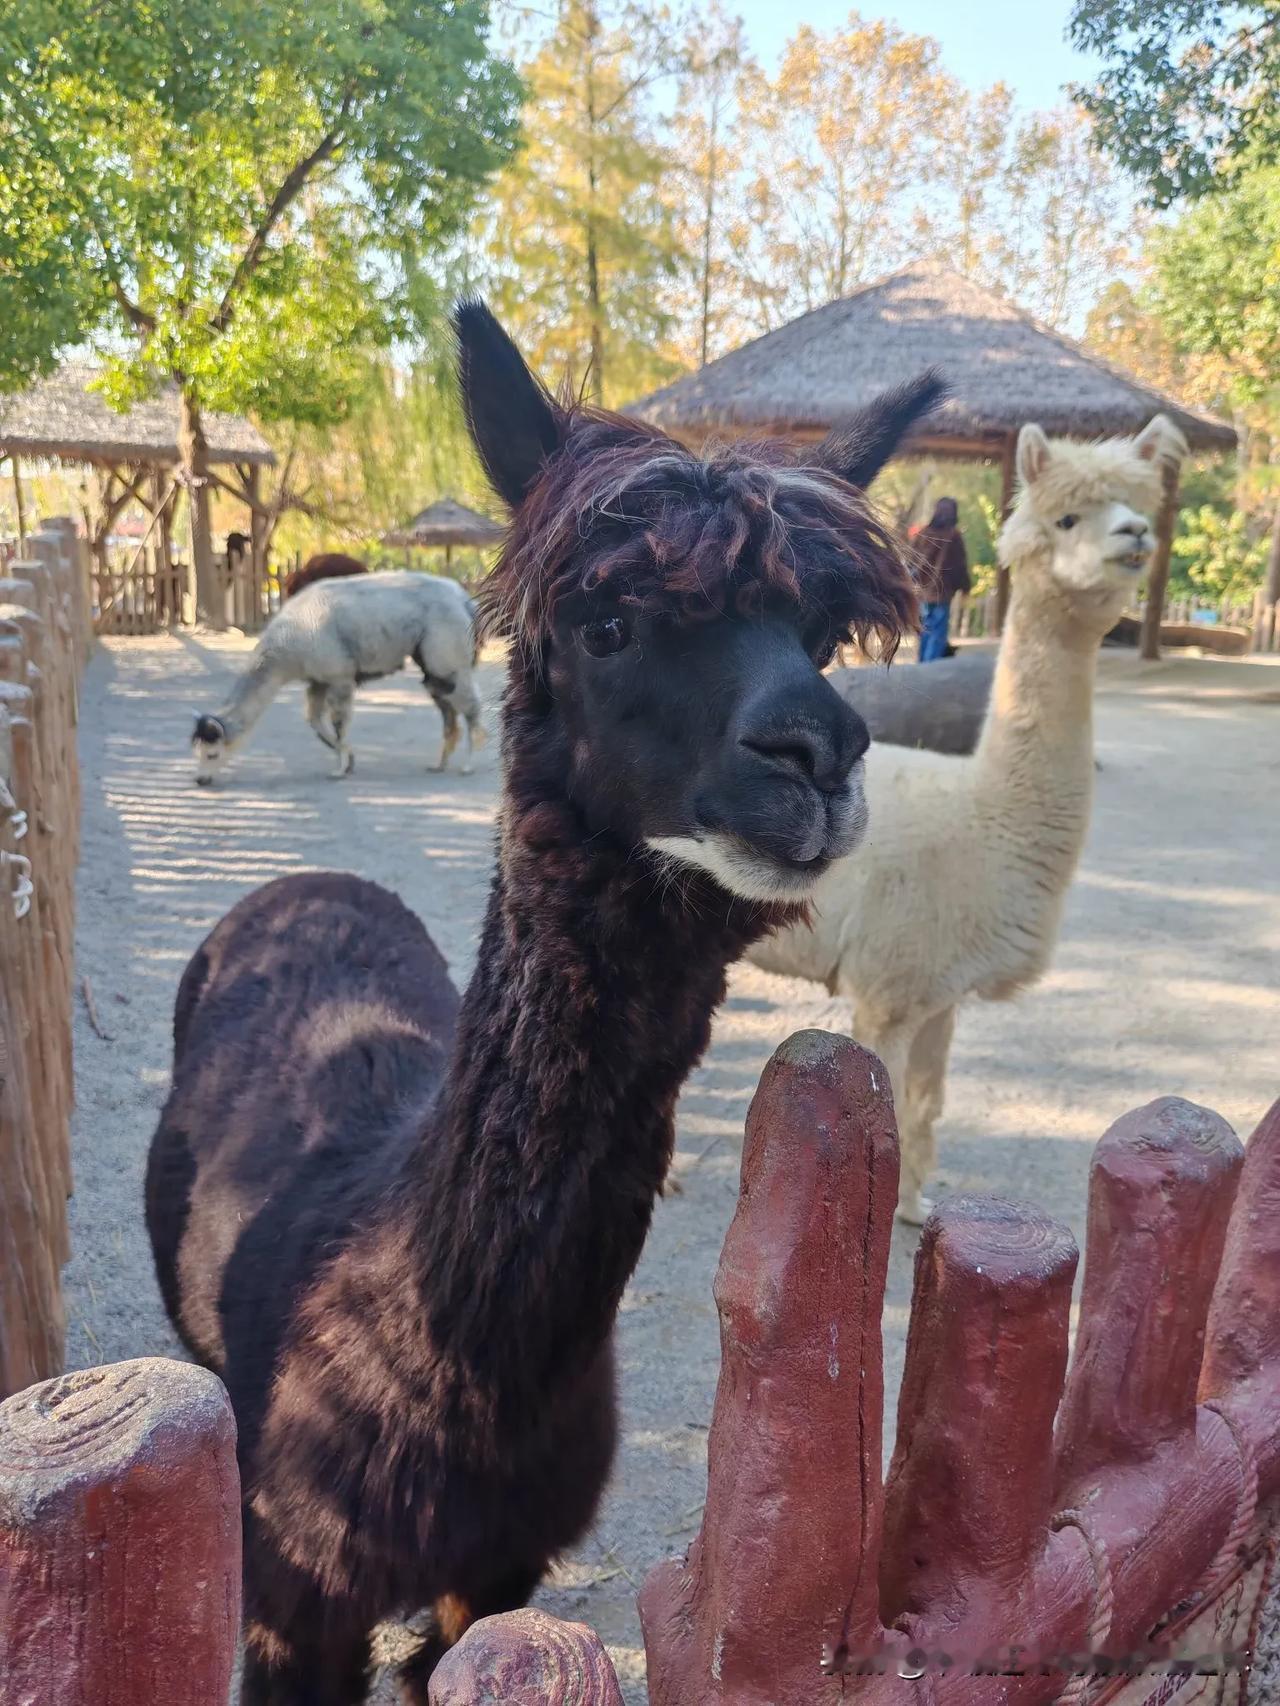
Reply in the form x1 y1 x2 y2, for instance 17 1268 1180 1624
1056 514 1080 531
579 616 631 657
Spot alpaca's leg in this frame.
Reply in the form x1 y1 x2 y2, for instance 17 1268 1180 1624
241 1605 372 1706
899 1006 957 1224
394 1568 544 1704
305 681 338 753
429 696 460 772
326 685 355 779
849 1011 923 1224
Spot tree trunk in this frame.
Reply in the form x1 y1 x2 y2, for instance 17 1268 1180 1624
699 103 719 370
995 431 1016 633
1265 500 1280 610
178 390 220 629
12 456 27 549
1139 460 1182 662
583 9 604 404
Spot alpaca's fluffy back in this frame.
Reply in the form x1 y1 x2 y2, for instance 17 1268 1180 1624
256 570 477 686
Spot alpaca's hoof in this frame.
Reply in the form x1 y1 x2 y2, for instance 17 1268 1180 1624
896 1192 934 1228
458 764 474 776
330 756 354 780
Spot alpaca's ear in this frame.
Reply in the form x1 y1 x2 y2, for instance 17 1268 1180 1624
453 300 566 509
1134 413 1187 466
1016 423 1052 486
812 369 947 489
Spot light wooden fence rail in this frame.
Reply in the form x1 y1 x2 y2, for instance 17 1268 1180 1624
0 520 91 1400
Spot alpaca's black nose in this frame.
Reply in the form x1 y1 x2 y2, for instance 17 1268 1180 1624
740 701 869 794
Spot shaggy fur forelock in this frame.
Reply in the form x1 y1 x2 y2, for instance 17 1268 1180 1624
479 409 919 657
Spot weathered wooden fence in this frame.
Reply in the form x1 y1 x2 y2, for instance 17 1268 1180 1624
0 520 91 1399
93 542 285 636
438 1034 1280 1704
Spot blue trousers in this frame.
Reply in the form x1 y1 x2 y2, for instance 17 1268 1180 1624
919 600 950 662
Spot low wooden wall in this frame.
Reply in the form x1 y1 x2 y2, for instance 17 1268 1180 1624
0 520 91 1399
438 1036 1280 1704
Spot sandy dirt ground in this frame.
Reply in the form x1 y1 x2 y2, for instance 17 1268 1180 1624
64 633 1279 1701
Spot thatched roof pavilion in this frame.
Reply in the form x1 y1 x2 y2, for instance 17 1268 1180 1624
0 365 275 602
0 363 274 471
383 497 504 553
634 262 1235 456
635 264 1236 654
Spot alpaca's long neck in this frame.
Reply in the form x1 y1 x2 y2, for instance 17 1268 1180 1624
971 561 1102 871
406 773 767 1422
218 655 290 746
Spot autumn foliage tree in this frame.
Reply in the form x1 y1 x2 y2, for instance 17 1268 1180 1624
0 0 519 619
476 0 681 406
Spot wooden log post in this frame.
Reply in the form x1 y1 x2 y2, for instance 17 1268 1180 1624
1053 1098 1245 1647
995 429 1016 634
429 1610 624 1704
640 1031 901 1702
880 1197 1083 1671
1201 1099 1280 1493
0 1359 241 1704
1138 458 1182 662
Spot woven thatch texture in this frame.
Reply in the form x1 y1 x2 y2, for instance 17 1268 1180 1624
0 364 275 468
634 263 1236 454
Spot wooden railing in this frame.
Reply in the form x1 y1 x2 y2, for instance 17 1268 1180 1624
0 521 91 1399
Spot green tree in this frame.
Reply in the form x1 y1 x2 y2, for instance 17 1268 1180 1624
0 0 520 617
476 0 681 406
1069 0 1280 204
1146 161 1280 608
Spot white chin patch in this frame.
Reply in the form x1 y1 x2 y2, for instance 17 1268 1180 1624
648 800 869 904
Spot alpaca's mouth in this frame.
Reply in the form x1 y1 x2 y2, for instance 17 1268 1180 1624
648 773 868 903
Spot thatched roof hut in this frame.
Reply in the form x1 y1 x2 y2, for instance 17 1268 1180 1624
383 497 504 551
635 264 1236 657
633 262 1236 457
0 364 274 469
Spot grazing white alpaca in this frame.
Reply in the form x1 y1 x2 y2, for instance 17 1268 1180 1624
192 571 483 785
750 414 1186 1223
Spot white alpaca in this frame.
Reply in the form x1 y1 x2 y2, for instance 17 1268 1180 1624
192 571 484 785
750 415 1186 1223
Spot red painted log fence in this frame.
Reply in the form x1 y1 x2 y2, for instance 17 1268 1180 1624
1 1033 1277 1703
0 1357 240 1705
437 1034 1280 1704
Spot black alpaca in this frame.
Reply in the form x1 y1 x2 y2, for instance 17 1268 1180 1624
145 305 942 1703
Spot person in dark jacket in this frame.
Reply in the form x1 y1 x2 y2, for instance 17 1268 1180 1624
910 496 970 662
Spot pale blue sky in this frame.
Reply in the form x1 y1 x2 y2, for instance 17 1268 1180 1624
734 0 1101 111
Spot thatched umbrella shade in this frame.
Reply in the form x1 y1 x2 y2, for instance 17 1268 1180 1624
382 497 505 570
0 363 274 579
633 263 1237 656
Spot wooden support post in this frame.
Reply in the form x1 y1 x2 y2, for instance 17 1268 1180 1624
640 1032 900 1701
429 1610 623 1704
995 430 1016 634
0 1359 240 1705
10 455 26 550
1139 458 1182 662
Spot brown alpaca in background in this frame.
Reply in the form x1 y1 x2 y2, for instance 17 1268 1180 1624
146 301 942 1703
283 551 368 599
